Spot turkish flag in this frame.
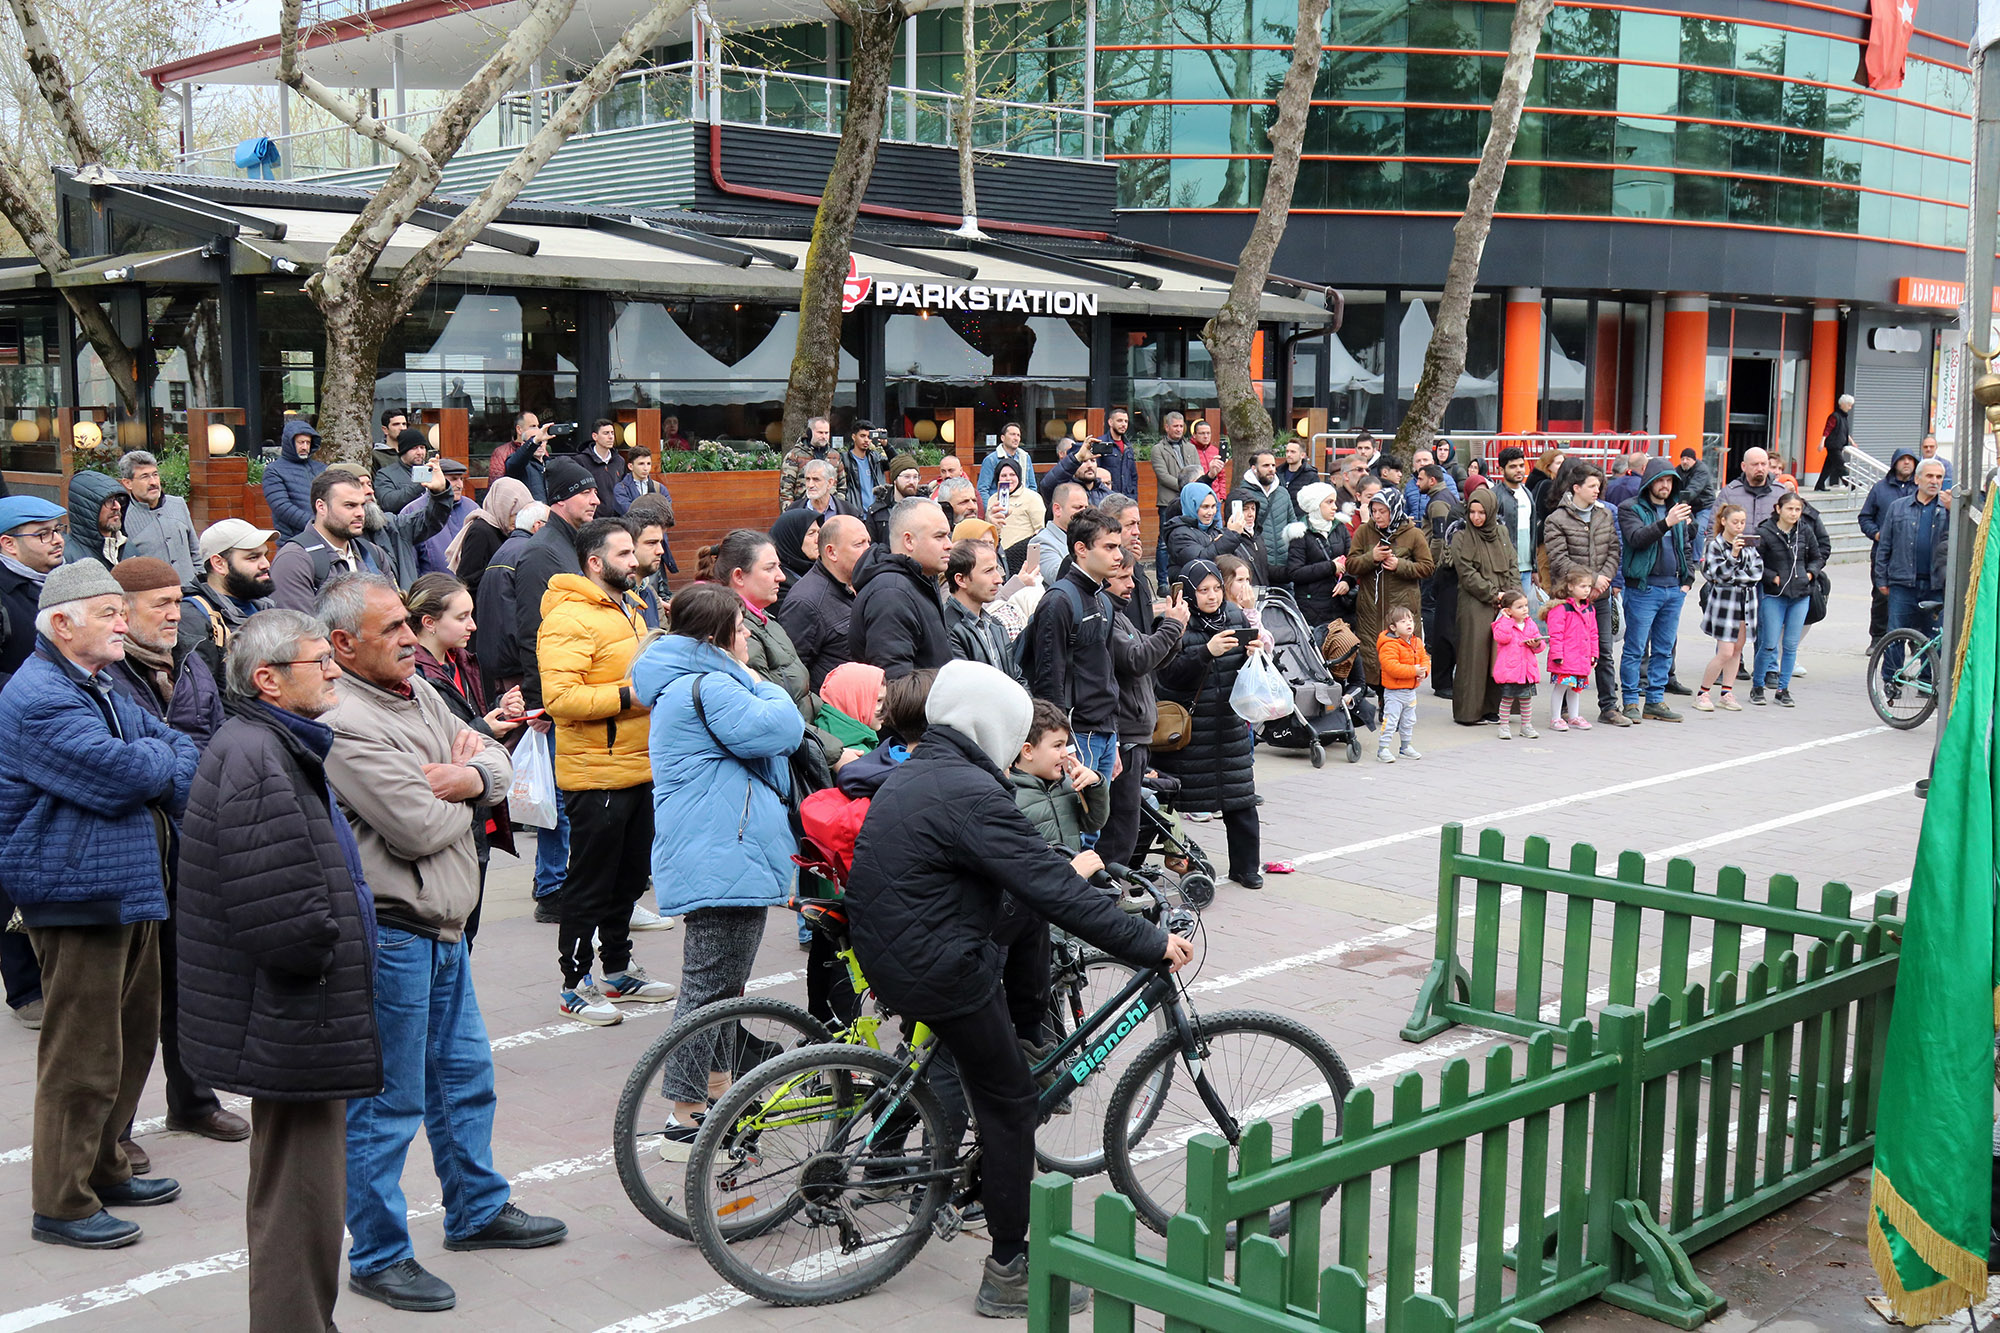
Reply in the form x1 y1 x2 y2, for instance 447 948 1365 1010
1860 0 1916 91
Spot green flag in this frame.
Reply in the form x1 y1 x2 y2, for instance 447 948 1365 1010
1868 486 2000 1323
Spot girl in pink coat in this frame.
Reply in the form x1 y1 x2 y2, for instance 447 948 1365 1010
1542 569 1600 732
1491 588 1544 740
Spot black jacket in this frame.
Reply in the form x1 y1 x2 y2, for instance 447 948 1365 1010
579 447 629 516
1279 523 1352 626
945 595 1022 681
511 513 583 706
0 562 43 687
1152 603 1256 814
1027 568 1120 732
846 723 1167 1022
177 580 272 685
774 562 857 691
1162 515 1250 586
848 550 952 681
455 517 509 595
1109 608 1184 742
864 490 898 549
475 530 534 687
1756 514 1827 599
175 700 382 1101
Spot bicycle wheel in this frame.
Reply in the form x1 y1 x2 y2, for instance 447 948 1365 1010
1867 628 1938 730
1035 949 1168 1177
614 997 833 1239
1102 1010 1353 1238
686 1043 952 1306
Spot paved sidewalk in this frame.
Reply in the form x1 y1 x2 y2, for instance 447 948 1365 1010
0 580 1940 1331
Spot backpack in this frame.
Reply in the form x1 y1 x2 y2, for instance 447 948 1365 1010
1015 577 1113 678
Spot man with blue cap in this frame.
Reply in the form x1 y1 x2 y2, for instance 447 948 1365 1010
0 495 68 686
0 493 64 1031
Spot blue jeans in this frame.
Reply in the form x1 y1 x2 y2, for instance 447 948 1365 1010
532 798 569 900
1883 585 1941 682
1072 731 1117 849
1690 507 1715 566
346 929 510 1277
1754 592 1809 689
1619 584 1686 706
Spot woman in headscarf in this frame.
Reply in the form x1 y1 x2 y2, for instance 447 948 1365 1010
447 476 532 594
992 458 1043 556
1446 486 1515 725
1344 488 1434 687
816 661 885 747
1161 481 1252 586
769 508 822 612
1151 559 1264 891
1278 481 1352 628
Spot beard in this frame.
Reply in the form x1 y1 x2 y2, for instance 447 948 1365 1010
604 568 637 593
223 568 275 600
362 502 385 532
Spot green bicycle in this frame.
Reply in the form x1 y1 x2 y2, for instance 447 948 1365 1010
1868 599 1942 729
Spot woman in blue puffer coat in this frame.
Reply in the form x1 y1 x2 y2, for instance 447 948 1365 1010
630 580 805 1149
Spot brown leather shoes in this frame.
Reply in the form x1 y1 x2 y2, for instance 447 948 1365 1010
166 1109 251 1143
119 1139 150 1175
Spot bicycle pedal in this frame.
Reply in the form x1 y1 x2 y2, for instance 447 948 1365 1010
932 1204 963 1242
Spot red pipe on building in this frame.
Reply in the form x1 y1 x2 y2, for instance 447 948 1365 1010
706 123 1113 243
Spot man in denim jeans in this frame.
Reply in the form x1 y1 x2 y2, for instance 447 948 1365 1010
1615 458 1695 724
319 575 567 1313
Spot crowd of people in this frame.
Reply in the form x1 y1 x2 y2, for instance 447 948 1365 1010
0 406 1950 1326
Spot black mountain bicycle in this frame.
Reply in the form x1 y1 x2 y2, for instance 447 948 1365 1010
680 883 1352 1307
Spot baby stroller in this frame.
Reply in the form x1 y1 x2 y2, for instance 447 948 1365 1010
1128 772 1218 910
1255 587 1375 766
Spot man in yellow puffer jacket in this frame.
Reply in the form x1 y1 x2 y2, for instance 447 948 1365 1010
536 517 677 1025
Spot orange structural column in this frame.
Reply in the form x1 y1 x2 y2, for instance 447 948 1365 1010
1501 288 1542 436
1803 305 1839 478
1660 295 1710 461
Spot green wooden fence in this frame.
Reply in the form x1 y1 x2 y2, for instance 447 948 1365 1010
1030 916 1897 1333
1400 823 1900 1043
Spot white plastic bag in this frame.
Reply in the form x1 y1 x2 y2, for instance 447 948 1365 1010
1229 651 1294 724
507 726 559 829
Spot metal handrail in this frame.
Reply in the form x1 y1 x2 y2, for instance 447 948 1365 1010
171 56 1106 179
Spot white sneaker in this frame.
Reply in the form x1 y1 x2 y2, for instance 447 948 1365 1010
1376 749 1396 764
1398 747 1423 760
1791 665 1808 677
630 901 675 931
600 964 677 1003
1497 723 1513 740
655 1117 701 1163
1517 722 1539 739
560 977 622 1026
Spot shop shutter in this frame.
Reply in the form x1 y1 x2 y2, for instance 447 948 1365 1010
1850 360 1929 464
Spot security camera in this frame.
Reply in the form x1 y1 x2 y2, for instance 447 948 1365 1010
272 258 300 275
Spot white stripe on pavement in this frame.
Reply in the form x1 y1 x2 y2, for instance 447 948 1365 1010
1645 785 1914 863
1292 727 1886 868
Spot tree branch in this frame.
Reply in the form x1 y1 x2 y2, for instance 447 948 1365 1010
1393 0 1555 460
275 0 435 169
388 0 701 311
5 0 103 166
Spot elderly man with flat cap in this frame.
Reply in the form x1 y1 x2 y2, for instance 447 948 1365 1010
0 560 201 1249
0 493 67 1030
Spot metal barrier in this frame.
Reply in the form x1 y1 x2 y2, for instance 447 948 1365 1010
1308 433 1678 478
1401 824 1900 1042
1029 831 1900 1333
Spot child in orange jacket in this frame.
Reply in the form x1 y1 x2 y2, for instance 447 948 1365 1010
1374 605 1430 762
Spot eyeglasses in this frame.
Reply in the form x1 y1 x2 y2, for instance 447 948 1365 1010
15 526 65 543
276 654 338 672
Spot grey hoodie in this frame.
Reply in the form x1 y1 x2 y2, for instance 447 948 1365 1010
925 659 1031 771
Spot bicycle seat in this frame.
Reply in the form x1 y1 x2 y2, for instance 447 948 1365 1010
794 896 850 941
1918 600 1942 612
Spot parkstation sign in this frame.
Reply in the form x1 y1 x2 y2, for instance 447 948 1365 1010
839 261 1099 316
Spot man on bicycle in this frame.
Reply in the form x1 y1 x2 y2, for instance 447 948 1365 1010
847 659 1195 1318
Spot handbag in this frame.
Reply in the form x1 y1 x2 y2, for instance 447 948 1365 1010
1151 700 1193 752
1805 569 1831 626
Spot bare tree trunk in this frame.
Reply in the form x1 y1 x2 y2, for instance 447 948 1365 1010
281 0 699 459
0 0 143 415
1201 0 1330 467
783 0 927 444
952 0 981 237
1391 0 1554 463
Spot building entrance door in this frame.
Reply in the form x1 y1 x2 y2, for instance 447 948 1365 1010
1725 357 1774 479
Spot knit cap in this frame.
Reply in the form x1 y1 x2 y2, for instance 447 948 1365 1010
38 559 124 611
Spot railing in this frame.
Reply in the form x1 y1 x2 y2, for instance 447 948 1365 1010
1401 824 1902 1042
1031 876 1897 1333
1843 445 1889 485
1309 431 1680 476
170 58 1106 180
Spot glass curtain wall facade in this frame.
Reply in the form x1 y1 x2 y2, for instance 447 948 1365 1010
1096 0 1972 248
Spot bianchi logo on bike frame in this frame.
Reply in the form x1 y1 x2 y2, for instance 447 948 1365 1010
1069 997 1151 1086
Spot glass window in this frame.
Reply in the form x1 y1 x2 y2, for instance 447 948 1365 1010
1675 170 1727 222
1544 111 1612 161
1543 298 1588 430
0 299 64 474
1548 7 1616 59
1679 17 1735 69
1734 71 1781 125
1406 107 1482 158
1331 294 1385 430
1404 162 1476 210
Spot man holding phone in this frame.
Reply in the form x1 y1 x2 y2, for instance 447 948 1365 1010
1615 457 1695 723
1026 509 1124 841
374 429 430 515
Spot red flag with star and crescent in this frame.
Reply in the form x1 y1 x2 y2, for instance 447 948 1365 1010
1861 0 1916 91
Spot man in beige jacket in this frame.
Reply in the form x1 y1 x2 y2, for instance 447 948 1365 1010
317 573 567 1315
